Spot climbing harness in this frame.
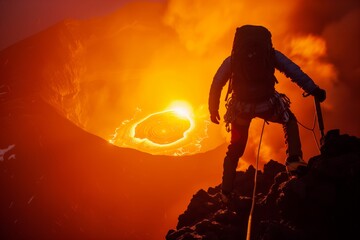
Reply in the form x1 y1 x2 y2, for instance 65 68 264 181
224 91 290 132
273 92 291 123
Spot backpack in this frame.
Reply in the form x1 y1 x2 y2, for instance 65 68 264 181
227 25 277 102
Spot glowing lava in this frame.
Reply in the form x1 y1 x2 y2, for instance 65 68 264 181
110 101 209 156
133 110 191 145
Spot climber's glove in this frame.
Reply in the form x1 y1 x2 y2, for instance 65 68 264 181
311 87 326 103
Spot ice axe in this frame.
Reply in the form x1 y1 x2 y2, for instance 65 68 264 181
314 98 325 145
303 92 326 146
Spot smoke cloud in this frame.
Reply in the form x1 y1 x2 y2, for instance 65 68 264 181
81 0 360 163
32 0 357 166
2 0 358 164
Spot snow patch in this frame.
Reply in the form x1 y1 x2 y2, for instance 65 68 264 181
0 144 16 161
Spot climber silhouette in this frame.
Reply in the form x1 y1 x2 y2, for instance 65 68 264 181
208 25 326 201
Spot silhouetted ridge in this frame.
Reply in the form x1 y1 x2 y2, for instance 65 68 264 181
166 129 360 240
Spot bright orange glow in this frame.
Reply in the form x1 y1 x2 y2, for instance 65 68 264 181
130 107 193 147
168 100 193 118
132 110 191 145
109 100 210 156
86 1 341 163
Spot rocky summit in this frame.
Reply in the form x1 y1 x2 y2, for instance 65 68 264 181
166 129 360 240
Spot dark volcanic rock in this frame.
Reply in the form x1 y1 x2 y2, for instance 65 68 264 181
167 130 360 240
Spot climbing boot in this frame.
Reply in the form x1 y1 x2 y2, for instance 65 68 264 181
286 156 308 177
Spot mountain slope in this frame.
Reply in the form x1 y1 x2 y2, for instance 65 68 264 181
0 97 225 240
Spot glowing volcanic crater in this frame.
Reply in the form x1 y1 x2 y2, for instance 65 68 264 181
133 109 192 145
110 101 208 156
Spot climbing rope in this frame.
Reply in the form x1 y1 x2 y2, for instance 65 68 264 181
246 98 322 239
246 120 266 240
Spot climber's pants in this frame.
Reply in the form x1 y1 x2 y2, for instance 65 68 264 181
221 108 302 193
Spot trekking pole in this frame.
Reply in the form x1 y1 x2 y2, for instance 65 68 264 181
301 92 325 151
314 98 325 145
